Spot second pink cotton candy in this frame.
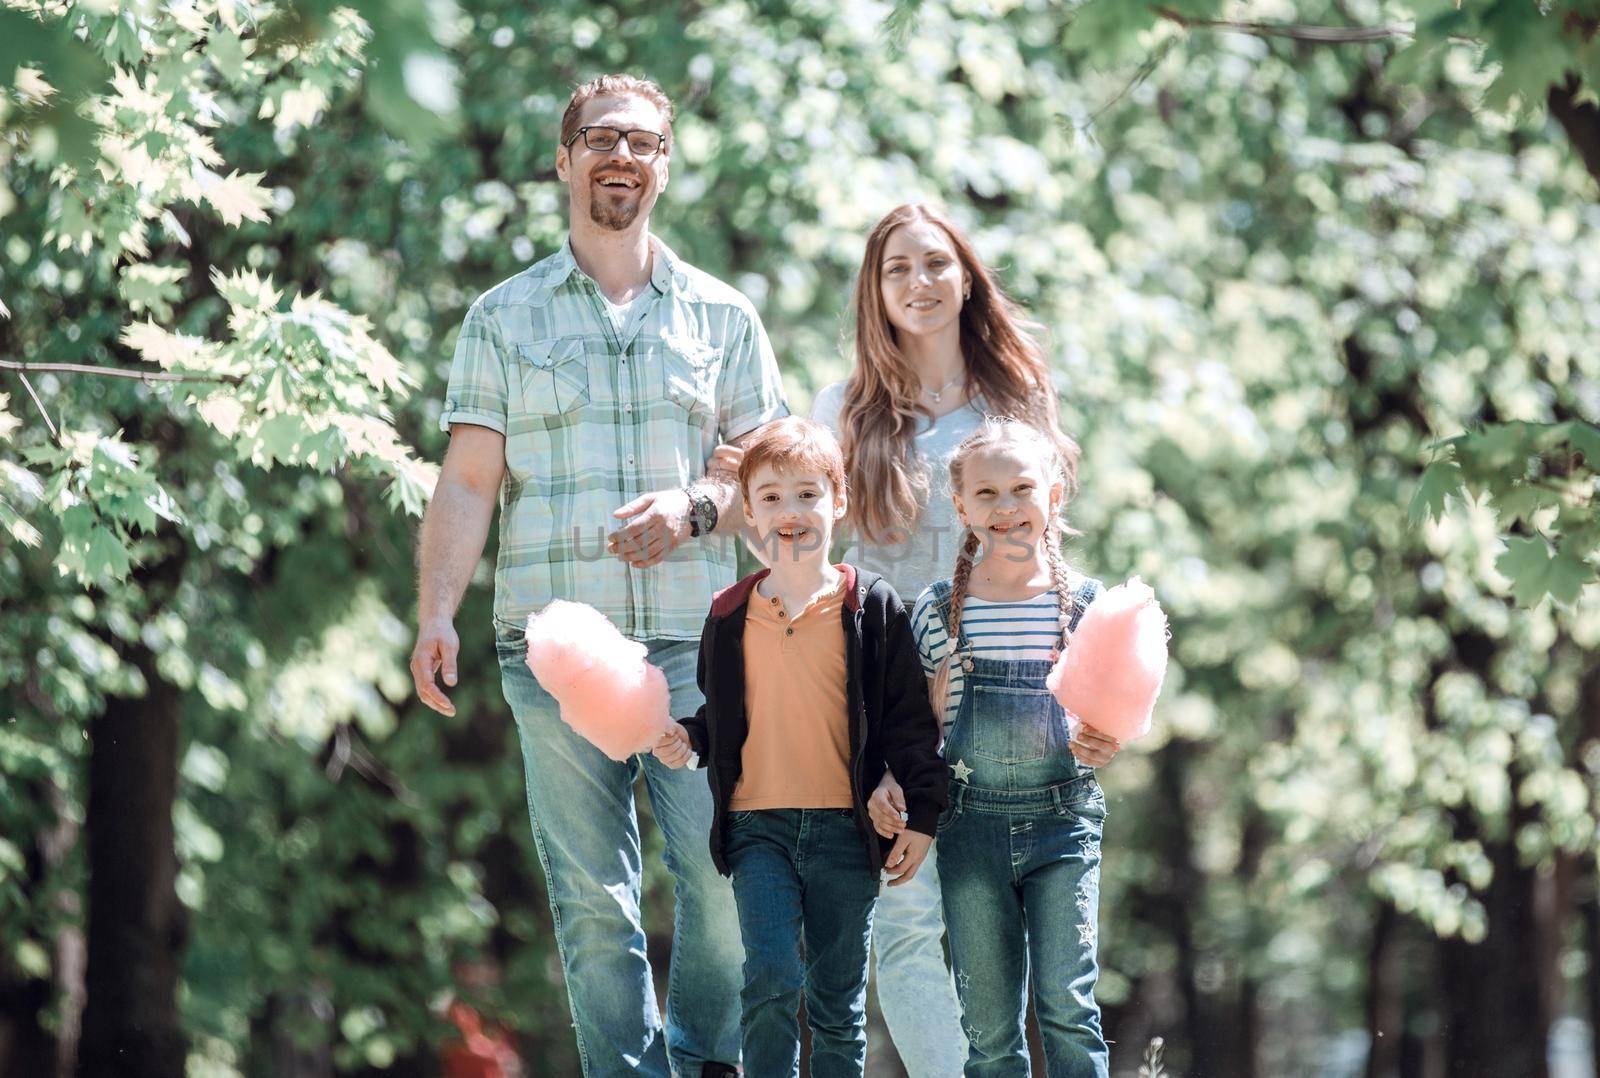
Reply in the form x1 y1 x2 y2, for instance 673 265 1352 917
1046 577 1170 743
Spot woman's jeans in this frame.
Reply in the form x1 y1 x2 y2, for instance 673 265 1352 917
724 808 880 1078
871 842 968 1076
497 634 744 1077
938 654 1110 1078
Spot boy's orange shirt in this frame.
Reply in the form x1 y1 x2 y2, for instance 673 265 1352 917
729 575 854 810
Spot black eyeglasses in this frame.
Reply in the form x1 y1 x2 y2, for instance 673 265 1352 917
564 126 667 157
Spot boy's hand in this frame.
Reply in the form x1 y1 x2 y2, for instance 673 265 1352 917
1069 723 1122 768
867 770 908 839
883 829 933 887
707 443 744 482
653 725 693 768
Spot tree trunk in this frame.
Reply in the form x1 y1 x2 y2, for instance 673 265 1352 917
0 972 56 1077
1588 877 1600 1078
76 644 186 1078
0 770 81 1077
1229 805 1268 1078
1550 73 1600 194
1436 829 1548 1078
1151 738 1211 1074
1364 902 1404 1078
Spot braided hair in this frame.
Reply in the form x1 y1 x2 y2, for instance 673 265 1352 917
930 528 983 712
929 416 1080 709
1042 518 1077 661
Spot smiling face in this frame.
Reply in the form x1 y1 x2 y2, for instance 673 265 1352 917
742 463 847 567
878 220 968 341
555 94 670 232
951 443 1063 563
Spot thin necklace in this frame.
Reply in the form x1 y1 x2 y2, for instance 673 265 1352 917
922 371 965 405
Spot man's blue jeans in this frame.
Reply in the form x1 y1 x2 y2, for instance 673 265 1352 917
497 634 744 1077
724 808 880 1078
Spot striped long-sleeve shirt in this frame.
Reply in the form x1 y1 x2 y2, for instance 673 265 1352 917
910 586 1069 735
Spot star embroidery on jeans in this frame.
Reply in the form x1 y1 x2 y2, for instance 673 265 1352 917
965 1024 983 1045
952 759 973 782
1083 837 1101 861
1078 922 1096 946
956 969 972 993
1075 888 1093 915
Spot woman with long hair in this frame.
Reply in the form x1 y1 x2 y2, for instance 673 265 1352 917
810 203 1118 1073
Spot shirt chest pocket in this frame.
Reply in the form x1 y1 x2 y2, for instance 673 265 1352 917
514 338 591 416
654 335 719 420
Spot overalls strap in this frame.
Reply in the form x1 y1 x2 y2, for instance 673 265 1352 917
932 574 1102 659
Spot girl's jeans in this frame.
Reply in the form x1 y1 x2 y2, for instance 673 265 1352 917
937 654 1110 1078
724 808 880 1078
497 633 744 1077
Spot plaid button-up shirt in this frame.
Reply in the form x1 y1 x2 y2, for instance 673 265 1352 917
440 236 789 640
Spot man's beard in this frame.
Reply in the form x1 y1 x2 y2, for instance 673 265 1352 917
589 191 641 231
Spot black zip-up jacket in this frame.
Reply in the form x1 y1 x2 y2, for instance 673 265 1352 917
679 564 950 876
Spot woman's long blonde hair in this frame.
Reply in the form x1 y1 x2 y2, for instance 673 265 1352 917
929 417 1081 713
838 203 1076 545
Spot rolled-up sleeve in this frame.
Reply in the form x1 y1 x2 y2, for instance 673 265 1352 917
439 299 510 434
716 307 789 441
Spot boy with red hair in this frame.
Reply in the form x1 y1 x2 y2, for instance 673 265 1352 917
654 416 948 1077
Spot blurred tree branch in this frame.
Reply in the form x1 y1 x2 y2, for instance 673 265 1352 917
1152 7 1414 42
0 361 246 385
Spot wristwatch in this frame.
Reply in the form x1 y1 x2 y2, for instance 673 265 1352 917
684 484 718 537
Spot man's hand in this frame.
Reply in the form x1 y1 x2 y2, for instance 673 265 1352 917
867 770 908 839
883 828 933 887
653 725 693 768
411 616 460 717
1069 723 1122 768
608 488 693 568
413 423 503 719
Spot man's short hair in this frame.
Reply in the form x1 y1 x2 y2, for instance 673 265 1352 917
560 74 675 153
738 417 848 499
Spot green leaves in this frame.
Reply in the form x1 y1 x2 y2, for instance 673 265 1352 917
1477 2 1577 116
0 393 44 548
25 431 182 587
119 262 189 320
1409 460 1464 524
196 168 273 227
1495 535 1591 606
1411 423 1597 606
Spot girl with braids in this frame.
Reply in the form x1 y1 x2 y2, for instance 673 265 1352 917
809 203 1117 1075
910 417 1120 1077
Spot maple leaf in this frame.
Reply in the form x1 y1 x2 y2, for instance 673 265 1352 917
1409 461 1464 524
198 168 272 226
121 319 204 369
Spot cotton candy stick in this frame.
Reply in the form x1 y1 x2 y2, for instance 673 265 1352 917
524 600 674 761
1046 577 1169 742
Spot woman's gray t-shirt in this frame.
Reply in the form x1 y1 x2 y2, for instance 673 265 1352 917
810 381 986 606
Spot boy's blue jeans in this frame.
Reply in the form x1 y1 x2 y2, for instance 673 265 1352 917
724 808 880 1078
937 780 1109 1078
496 634 744 1077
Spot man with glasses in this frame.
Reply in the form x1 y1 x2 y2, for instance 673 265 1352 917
412 74 788 1077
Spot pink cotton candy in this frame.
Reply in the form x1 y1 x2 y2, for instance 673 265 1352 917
524 600 673 761
1046 577 1169 743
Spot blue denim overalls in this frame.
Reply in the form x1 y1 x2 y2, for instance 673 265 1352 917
930 577 1110 1078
